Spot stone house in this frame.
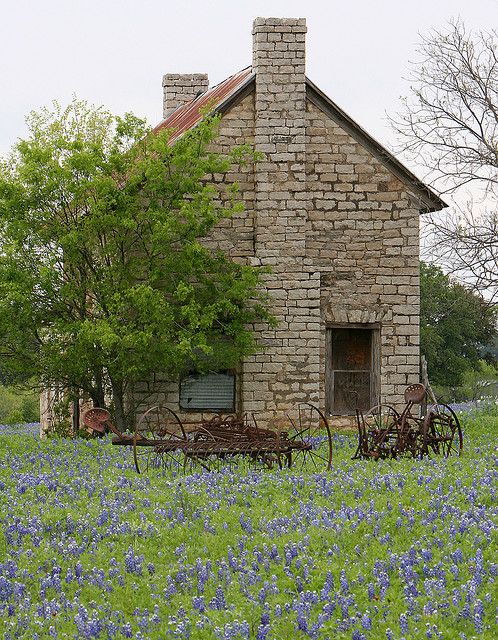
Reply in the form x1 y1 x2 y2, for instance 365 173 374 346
143 16 445 427
40 17 445 433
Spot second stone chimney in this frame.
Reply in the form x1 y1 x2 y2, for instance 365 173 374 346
162 73 209 119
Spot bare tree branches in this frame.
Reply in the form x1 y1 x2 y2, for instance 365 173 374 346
392 20 498 301
392 20 498 195
424 205 498 303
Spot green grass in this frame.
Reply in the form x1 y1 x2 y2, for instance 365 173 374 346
0 410 496 639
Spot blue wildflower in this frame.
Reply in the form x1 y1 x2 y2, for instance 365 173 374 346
473 599 484 634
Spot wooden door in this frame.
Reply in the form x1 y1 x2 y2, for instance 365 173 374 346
326 327 379 414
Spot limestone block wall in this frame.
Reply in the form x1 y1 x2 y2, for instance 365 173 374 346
305 101 420 411
204 92 256 261
246 17 321 426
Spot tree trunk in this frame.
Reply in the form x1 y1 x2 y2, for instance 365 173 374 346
90 368 106 408
110 378 127 434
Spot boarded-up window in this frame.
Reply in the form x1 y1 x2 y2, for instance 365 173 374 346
326 327 379 414
179 372 235 411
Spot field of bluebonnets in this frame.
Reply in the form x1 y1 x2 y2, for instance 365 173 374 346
0 408 496 640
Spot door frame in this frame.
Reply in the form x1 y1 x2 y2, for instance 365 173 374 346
325 323 381 415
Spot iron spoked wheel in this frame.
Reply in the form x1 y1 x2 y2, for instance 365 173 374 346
287 404 333 471
133 405 187 474
361 405 400 459
422 404 463 457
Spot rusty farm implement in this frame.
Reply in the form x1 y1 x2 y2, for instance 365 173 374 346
83 403 333 474
353 383 463 460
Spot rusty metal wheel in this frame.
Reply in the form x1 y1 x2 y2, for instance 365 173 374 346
287 404 333 471
361 404 400 459
133 405 187 474
422 404 463 457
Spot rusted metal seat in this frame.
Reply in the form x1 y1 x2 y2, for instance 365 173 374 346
82 408 133 444
404 383 426 404
82 408 111 434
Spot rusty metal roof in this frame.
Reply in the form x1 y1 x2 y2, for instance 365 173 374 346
153 67 253 144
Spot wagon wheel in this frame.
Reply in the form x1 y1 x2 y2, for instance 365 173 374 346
422 404 463 457
361 404 400 459
287 404 333 471
133 405 187 474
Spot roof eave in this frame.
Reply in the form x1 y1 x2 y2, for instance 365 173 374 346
216 73 255 115
305 77 447 213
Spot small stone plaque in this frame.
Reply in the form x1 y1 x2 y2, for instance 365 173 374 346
271 134 293 143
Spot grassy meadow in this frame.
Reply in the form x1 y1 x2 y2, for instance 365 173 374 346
0 409 496 639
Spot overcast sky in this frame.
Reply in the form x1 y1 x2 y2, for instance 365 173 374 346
0 0 495 164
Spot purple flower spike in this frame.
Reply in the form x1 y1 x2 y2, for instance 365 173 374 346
473 599 484 634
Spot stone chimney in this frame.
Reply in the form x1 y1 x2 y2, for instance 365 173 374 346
252 16 307 256
162 73 209 119
244 18 321 418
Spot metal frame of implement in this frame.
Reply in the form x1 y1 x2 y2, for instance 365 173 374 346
83 403 333 474
353 383 463 460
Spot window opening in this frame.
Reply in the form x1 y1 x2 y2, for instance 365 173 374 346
179 371 235 411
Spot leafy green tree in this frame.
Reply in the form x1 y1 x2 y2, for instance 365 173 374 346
0 385 39 424
0 100 272 431
420 262 497 388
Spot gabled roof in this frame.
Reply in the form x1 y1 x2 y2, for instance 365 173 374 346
153 67 254 144
154 67 446 213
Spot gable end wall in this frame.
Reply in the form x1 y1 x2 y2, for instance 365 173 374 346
305 100 420 413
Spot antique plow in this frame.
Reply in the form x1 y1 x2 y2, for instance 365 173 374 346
83 403 333 474
353 383 463 460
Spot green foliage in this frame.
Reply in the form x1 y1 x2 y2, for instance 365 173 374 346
0 99 273 430
456 360 498 402
420 261 497 388
0 384 39 424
